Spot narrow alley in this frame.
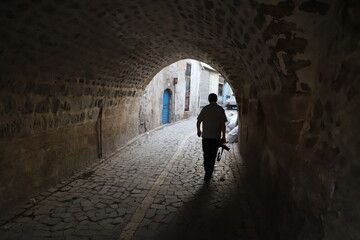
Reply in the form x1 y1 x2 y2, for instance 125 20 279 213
0 117 256 240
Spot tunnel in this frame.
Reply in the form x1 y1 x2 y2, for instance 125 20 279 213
0 0 359 239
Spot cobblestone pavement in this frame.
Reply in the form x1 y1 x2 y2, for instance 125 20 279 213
0 117 257 240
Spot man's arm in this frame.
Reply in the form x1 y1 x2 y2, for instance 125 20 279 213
220 109 227 142
221 121 226 142
196 119 202 137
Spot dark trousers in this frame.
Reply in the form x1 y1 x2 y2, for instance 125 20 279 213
202 138 220 176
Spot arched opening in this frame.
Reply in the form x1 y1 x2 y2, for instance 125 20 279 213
138 59 238 133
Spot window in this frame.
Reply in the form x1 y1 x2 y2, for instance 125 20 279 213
218 83 223 97
185 63 191 77
184 63 191 111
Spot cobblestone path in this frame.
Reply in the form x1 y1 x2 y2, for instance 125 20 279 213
0 117 257 240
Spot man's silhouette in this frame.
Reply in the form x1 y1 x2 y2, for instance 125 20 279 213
197 93 227 179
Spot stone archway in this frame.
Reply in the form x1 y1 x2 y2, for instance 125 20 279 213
0 1 359 239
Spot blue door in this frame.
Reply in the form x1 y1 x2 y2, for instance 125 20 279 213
162 90 170 124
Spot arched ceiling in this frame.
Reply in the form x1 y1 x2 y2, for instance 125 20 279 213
1 0 335 95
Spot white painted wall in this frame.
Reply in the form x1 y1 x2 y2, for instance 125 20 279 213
189 60 202 114
198 63 221 107
209 71 220 95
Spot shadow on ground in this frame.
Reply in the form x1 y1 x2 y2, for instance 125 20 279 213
151 180 251 240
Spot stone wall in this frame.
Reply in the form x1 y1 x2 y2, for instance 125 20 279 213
239 1 360 239
0 0 359 239
0 75 142 210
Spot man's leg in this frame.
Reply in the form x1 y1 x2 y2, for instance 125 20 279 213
207 139 219 175
202 138 219 178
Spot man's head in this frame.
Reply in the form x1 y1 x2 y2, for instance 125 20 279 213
208 93 218 102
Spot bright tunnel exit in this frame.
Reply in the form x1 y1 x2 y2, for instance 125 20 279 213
138 59 237 136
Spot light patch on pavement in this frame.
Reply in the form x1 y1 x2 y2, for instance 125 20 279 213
119 132 195 240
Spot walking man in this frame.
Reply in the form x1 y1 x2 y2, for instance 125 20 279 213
197 93 227 179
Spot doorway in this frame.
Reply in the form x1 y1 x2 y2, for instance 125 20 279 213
162 89 171 124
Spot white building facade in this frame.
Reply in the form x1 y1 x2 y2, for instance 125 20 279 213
198 63 223 107
138 59 223 133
